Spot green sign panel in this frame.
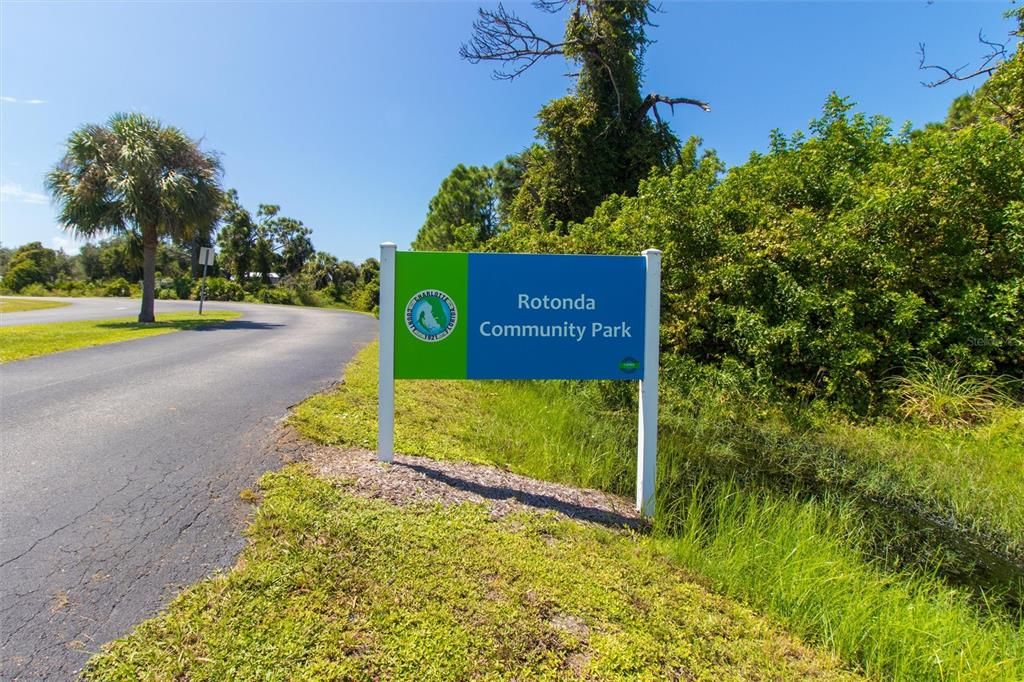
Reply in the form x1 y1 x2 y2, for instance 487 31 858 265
394 251 468 379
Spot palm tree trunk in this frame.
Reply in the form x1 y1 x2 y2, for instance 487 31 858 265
138 225 158 323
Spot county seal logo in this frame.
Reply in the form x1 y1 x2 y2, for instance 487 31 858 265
405 289 457 342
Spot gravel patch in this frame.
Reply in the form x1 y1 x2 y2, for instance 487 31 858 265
271 425 644 530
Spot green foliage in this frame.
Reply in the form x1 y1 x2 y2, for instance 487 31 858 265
498 96 1024 410
85 467 857 681
217 191 314 283
2 242 71 292
217 189 257 283
522 3 679 226
103 277 133 297
412 164 500 251
663 480 1024 681
0 246 12 278
192 276 244 302
251 286 295 305
889 359 1021 428
17 283 51 297
46 112 223 322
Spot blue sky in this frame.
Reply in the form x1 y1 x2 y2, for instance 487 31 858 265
0 1 1016 263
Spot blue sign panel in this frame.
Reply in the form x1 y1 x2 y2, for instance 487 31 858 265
466 253 645 380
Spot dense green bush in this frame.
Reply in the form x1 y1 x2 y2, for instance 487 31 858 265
251 286 295 305
156 276 192 300
191 277 244 302
497 96 1024 411
103 277 133 297
17 283 51 297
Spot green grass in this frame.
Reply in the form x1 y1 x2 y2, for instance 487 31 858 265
85 467 858 681
290 342 1024 681
293 344 1024 563
0 297 71 313
0 311 242 362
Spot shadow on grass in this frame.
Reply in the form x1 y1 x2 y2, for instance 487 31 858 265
396 460 644 531
96 319 284 332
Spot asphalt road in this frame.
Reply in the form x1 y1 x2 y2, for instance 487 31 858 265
0 298 377 679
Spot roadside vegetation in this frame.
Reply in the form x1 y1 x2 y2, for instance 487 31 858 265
292 344 1024 681
85 467 859 681
68 1 1023 679
0 297 69 313
0 235 380 315
0 311 241 363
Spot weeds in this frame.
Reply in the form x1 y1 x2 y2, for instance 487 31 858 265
889 359 1020 428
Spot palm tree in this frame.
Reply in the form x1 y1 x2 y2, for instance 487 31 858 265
46 113 223 322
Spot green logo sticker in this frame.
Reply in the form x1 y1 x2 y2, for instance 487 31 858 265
619 357 640 373
405 289 457 342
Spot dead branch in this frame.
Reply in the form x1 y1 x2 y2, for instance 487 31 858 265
459 3 574 80
918 31 1008 87
639 94 711 118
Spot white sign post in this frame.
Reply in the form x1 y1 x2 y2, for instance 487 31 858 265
378 242 397 463
198 247 215 315
636 249 661 518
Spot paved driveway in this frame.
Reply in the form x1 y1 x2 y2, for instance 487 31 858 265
0 299 376 679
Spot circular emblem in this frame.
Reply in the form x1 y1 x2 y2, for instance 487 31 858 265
405 289 457 342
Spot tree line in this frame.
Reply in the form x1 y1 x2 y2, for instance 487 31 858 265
3 114 379 314
0 229 381 312
413 0 1023 413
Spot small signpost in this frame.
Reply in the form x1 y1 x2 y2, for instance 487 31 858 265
378 245 662 517
197 247 215 315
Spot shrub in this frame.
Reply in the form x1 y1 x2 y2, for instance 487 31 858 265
5 261 48 293
156 276 191 300
18 283 51 297
499 99 1024 412
192 277 244 302
253 287 295 305
103 277 133 297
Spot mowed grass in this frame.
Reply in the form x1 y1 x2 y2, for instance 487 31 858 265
85 467 859 681
290 343 1024 681
0 297 70 313
0 311 242 362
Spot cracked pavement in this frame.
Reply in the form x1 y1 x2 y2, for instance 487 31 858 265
0 299 376 679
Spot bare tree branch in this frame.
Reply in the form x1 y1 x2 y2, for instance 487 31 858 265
639 93 711 118
459 3 574 80
918 31 1008 87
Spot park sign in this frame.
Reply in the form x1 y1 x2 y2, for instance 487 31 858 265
394 252 645 380
378 244 662 517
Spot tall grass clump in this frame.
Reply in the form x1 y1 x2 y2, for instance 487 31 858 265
658 479 1024 681
889 360 1021 428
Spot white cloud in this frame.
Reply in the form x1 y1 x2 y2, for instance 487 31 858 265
1 96 46 104
0 183 48 205
51 235 81 255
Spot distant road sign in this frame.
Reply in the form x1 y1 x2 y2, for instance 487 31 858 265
199 247 215 267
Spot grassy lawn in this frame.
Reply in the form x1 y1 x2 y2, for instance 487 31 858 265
0 311 242 363
290 343 1024 681
0 297 71 313
85 467 858 681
